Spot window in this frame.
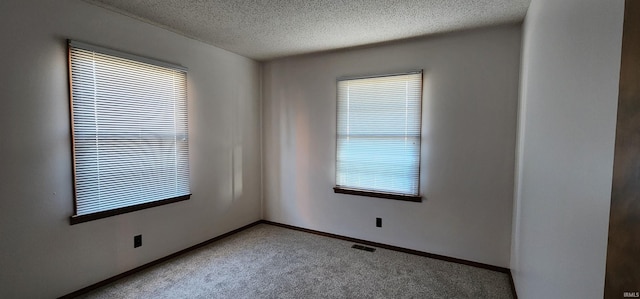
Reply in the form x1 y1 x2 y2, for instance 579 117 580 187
68 40 190 224
334 71 423 201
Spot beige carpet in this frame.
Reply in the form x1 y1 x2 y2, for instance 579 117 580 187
77 224 513 298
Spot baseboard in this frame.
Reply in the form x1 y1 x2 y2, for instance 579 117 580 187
508 269 518 299
265 220 518 298
262 220 510 273
60 219 519 299
58 220 263 299
264 220 519 298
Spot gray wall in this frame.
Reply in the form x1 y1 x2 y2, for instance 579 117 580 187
511 0 624 297
0 0 262 297
262 25 521 268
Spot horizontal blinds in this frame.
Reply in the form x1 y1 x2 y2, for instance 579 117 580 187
336 72 422 196
69 42 190 216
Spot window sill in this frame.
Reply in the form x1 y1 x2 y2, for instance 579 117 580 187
333 187 422 202
70 194 191 225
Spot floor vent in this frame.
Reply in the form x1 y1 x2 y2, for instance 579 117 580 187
352 244 376 252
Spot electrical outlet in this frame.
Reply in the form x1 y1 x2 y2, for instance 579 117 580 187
376 217 382 227
134 235 142 248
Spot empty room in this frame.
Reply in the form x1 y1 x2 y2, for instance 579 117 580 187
0 0 636 298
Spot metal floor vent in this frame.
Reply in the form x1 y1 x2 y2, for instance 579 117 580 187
352 244 376 252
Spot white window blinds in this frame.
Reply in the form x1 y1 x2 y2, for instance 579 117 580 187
336 72 422 197
68 41 190 220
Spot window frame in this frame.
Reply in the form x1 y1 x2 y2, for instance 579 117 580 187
333 70 424 202
67 40 191 225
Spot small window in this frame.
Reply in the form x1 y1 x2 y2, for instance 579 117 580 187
334 71 423 202
68 40 191 224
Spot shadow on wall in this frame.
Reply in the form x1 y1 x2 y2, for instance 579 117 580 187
420 71 433 199
278 82 314 225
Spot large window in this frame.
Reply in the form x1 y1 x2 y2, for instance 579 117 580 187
68 40 190 224
334 71 423 201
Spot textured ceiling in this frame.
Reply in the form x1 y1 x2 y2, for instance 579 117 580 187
84 0 530 61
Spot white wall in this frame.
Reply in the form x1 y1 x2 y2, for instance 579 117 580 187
263 25 521 268
0 0 262 297
511 0 624 297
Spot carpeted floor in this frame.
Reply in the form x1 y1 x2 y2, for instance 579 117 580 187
77 224 513 298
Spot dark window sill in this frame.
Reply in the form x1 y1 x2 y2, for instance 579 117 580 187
333 187 422 202
70 194 191 225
